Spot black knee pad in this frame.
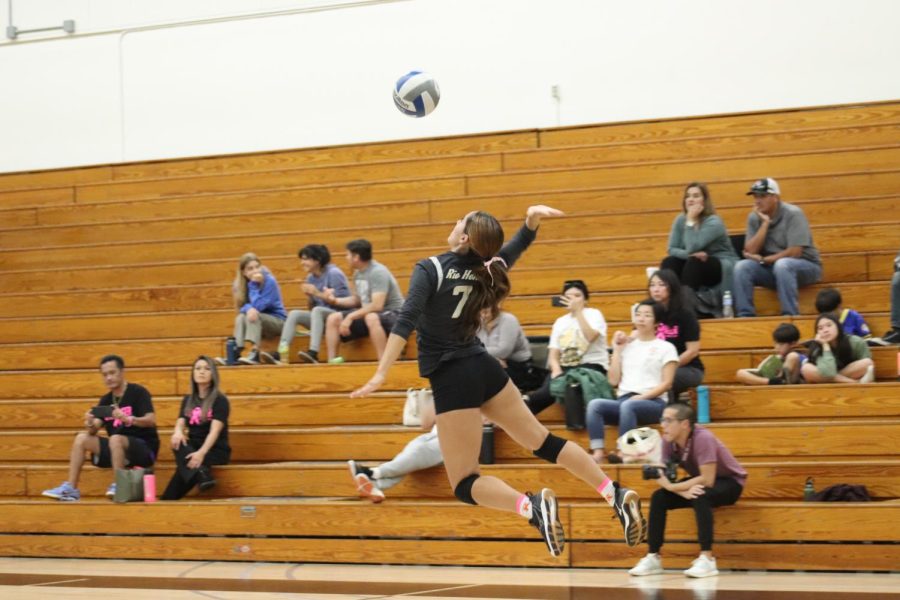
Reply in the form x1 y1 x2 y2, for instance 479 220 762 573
533 432 567 464
453 473 480 505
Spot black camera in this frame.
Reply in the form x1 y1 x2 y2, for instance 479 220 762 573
642 460 678 483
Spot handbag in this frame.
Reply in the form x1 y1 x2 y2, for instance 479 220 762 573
403 388 432 427
114 467 146 503
617 427 662 464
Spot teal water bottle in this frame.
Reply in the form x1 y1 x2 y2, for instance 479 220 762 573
696 385 710 424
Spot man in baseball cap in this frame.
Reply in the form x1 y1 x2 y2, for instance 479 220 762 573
733 177 822 316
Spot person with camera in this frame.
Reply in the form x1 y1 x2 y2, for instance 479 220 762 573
524 280 609 416
42 355 159 502
629 402 747 578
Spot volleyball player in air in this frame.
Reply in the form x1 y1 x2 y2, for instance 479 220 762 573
351 205 644 555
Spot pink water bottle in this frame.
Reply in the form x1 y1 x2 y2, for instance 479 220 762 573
143 473 157 502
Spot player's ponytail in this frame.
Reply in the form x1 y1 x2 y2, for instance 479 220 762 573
459 212 510 340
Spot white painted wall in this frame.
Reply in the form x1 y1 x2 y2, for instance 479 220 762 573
0 0 898 173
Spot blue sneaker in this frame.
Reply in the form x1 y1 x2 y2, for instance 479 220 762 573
106 483 116 498
42 481 80 502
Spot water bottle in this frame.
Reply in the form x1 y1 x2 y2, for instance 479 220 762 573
143 472 157 503
479 424 495 465
722 291 734 319
803 477 816 501
696 385 710 424
225 337 239 365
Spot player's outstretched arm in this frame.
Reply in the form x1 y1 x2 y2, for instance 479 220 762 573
525 205 564 230
350 333 407 398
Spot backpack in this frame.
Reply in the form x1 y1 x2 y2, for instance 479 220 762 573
809 483 871 502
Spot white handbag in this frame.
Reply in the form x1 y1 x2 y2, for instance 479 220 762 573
616 427 662 464
403 388 432 427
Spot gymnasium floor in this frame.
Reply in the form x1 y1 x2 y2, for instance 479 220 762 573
0 558 897 599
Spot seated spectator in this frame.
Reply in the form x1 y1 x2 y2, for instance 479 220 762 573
801 313 875 384
660 182 738 316
885 250 900 344
347 389 440 503
276 244 351 364
735 323 805 385
324 239 405 363
814 287 873 341
629 402 747 579
733 177 822 317
477 307 542 392
524 279 609 415
586 300 678 464
161 356 231 500
42 355 159 502
647 269 704 402
220 252 287 365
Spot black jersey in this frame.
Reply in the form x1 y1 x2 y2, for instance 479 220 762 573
392 223 537 376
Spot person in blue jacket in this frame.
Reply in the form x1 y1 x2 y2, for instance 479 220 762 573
223 252 287 365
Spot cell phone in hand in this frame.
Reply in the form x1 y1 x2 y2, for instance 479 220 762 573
551 296 566 308
90 405 113 419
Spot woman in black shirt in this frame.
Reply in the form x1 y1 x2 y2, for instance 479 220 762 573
647 269 705 402
161 356 231 500
351 205 644 555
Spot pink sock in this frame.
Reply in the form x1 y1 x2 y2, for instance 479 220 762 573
516 494 533 519
598 477 615 505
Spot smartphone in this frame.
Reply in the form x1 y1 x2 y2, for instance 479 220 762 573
90 405 113 419
551 296 566 308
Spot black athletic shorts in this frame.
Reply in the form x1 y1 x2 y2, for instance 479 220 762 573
430 352 510 415
92 435 156 469
339 310 398 342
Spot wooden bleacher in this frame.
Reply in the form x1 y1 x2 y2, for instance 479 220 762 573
0 100 898 571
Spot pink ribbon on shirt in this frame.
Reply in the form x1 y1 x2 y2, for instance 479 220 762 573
188 407 214 425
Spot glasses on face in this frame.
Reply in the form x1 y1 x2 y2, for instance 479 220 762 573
660 417 679 425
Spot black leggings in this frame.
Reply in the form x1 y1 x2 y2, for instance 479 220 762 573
647 476 743 553
160 444 229 500
525 363 607 416
661 255 723 290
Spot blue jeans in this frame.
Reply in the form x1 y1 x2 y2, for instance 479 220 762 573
732 257 822 316
891 271 900 330
585 394 667 450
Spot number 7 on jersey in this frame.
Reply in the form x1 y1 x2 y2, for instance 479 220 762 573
451 285 473 318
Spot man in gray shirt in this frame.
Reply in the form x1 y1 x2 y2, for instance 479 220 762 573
323 239 405 362
733 177 822 316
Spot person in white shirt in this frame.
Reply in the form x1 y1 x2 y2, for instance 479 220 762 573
525 280 609 415
586 300 678 463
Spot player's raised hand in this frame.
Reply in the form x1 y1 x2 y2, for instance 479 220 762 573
525 205 564 230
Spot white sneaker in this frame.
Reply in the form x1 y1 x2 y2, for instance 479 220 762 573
859 364 875 384
684 554 718 578
629 553 663 576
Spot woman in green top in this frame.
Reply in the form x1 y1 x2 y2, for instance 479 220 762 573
801 313 875 384
660 183 738 310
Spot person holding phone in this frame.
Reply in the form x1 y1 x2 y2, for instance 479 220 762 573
161 356 231 500
524 280 610 416
42 355 159 502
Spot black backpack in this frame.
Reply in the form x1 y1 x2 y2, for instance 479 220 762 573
809 483 872 502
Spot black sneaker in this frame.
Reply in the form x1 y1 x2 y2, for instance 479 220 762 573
260 351 280 365
527 488 565 557
612 482 644 547
296 350 319 364
347 460 374 480
881 329 900 345
238 350 261 365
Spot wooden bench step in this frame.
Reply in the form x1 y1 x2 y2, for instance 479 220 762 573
0 420 896 463
0 250 892 318
9 460 899 501
0 500 895 570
